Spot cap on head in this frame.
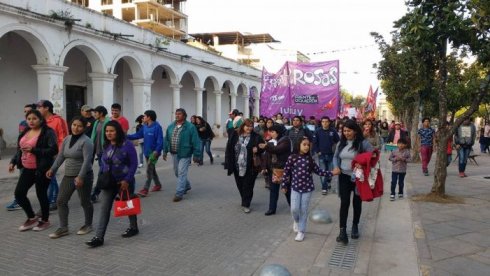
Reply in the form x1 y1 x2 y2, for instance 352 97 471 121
90 105 108 116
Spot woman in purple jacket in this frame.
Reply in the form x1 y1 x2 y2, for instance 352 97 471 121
86 121 138 248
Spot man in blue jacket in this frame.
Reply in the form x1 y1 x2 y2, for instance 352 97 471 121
163 108 202 202
127 110 164 197
313 116 340 195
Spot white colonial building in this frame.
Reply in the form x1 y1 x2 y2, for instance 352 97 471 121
0 0 262 146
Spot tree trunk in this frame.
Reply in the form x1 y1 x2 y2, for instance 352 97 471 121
430 36 449 196
432 130 450 195
410 98 421 162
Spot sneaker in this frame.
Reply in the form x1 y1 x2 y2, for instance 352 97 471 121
6 200 21 211
184 187 192 194
90 194 98 203
242 207 251 213
293 222 299 233
398 194 404 199
77 225 93 235
322 190 328 195
210 156 214 165
137 189 149 197
121 227 139 238
33 220 51 231
86 236 104 248
49 203 57 211
390 195 395 201
150 185 162 192
49 227 69 239
173 196 183 202
138 163 143 168
423 171 429 176
295 232 305 242
19 217 38 231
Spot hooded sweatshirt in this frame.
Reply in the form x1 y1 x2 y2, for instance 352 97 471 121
127 121 164 158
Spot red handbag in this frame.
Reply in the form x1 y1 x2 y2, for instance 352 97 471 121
114 189 141 217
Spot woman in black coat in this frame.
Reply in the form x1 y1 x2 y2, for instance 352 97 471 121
9 109 58 232
258 124 291 215
225 119 264 213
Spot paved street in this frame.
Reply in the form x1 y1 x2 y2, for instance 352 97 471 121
0 139 489 275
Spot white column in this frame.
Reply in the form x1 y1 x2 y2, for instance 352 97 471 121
254 91 260 118
214 90 223 137
88 73 117 108
230 92 237 110
170 84 182 112
31 65 68 116
194 87 205 117
243 94 250 119
130 78 154 124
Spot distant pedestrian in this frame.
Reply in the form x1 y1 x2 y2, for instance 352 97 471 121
362 119 381 150
282 137 332 242
134 115 145 168
9 109 58 232
285 116 313 154
387 122 409 145
127 110 164 197
111 103 129 133
454 118 476 178
225 119 264 213
162 108 202 202
80 105 96 137
313 116 340 195
89 106 111 203
195 116 215 165
417 118 435 176
388 138 411 201
86 121 139 248
46 116 94 238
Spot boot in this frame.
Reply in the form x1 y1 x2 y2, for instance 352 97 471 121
351 224 359 239
336 227 348 245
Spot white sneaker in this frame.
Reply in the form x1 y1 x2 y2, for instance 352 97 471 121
295 232 305 242
138 163 143 168
293 222 299 233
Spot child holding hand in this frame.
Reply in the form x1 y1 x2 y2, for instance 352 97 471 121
282 137 332 242
388 138 411 201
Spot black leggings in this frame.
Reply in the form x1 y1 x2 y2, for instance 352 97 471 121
338 173 362 228
15 168 50 221
233 169 258 208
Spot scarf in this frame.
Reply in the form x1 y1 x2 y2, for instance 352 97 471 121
235 135 251 176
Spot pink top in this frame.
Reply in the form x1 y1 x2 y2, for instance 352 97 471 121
393 130 401 144
20 133 39 169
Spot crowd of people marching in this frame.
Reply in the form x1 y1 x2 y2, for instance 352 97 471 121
5 102 483 246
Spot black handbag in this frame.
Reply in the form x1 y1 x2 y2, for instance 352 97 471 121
96 148 118 190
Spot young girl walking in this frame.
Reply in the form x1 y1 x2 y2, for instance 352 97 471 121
388 138 411 201
281 137 332 241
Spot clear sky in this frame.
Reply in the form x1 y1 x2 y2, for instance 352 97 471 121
185 0 408 96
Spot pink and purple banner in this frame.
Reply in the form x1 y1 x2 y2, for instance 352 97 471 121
260 60 340 119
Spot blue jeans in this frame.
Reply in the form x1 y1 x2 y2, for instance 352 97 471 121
391 172 406 195
457 147 471 173
95 180 137 239
172 154 191 197
48 177 59 204
318 154 333 190
200 139 213 160
290 190 312 233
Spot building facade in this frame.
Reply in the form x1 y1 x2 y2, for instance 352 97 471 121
0 0 261 146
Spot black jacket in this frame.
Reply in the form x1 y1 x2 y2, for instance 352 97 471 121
263 136 291 169
11 126 58 173
387 129 409 144
225 131 264 176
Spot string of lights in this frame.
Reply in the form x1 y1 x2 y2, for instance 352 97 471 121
305 44 376 56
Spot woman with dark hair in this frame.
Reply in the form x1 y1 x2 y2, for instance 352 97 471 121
86 120 138 248
380 122 389 148
254 118 266 138
195 116 215 164
9 109 58 231
258 124 291 216
225 119 264 213
336 122 344 138
362 119 381 150
47 116 94 238
332 120 373 244
263 118 275 142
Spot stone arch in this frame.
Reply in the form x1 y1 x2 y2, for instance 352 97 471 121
0 23 53 64
152 64 178 85
179 70 201 88
110 52 145 79
204 76 219 91
58 39 105 73
238 82 248 97
150 64 178 127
